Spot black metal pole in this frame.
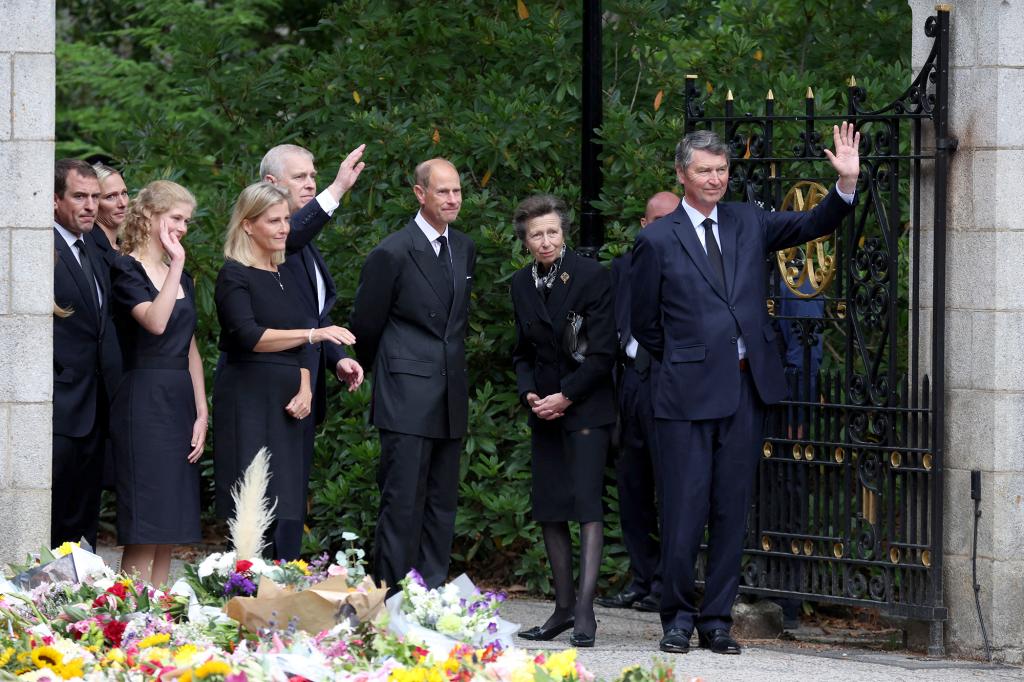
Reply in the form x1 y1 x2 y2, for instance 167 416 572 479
929 4 954 658
578 0 603 257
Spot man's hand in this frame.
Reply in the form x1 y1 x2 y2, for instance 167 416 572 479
326 144 367 202
336 358 364 392
823 121 860 194
532 392 572 421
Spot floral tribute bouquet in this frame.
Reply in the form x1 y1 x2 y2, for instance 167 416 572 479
385 570 519 658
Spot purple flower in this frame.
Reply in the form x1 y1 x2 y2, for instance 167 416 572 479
223 572 257 597
487 621 498 634
406 568 426 587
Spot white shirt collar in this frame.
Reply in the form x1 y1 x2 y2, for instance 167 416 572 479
414 210 448 244
54 222 81 249
680 197 719 230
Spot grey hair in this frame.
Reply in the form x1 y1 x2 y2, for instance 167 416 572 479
259 144 313 179
91 163 122 184
674 130 731 169
512 194 570 242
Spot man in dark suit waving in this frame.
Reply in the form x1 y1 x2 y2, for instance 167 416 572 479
351 158 476 590
52 159 113 548
632 124 860 655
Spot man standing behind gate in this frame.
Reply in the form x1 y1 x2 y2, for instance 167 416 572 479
351 158 476 592
631 124 860 655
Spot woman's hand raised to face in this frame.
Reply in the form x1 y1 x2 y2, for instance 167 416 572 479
158 215 186 266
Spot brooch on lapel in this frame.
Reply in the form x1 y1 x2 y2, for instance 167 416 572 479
560 272 570 284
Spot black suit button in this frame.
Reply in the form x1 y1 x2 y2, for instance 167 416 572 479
429 311 437 318
730 337 737 344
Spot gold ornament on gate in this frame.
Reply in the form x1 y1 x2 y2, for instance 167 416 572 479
776 181 837 298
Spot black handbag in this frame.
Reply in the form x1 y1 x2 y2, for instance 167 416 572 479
563 310 588 362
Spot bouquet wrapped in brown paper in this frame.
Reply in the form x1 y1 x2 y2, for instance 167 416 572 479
225 573 387 633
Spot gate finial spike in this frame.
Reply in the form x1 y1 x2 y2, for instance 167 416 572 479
848 75 857 87
766 89 775 101
726 89 734 101
806 86 814 99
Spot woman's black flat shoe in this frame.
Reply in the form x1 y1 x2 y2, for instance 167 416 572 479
569 631 595 648
518 619 575 641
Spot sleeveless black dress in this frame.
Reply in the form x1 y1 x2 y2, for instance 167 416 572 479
212 260 308 523
109 255 202 544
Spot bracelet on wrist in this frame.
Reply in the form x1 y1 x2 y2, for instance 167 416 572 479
308 328 315 344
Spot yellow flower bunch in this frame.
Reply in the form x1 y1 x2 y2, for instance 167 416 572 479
542 649 578 680
0 646 14 667
389 663 446 682
137 633 171 649
174 644 200 668
30 645 62 669
53 542 79 557
287 559 311 576
194 658 233 679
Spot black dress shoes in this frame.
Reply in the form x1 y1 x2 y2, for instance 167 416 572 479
594 589 646 609
698 628 742 654
518 619 574 641
633 594 660 612
658 628 691 654
569 631 595 648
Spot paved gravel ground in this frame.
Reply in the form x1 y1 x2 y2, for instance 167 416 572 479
95 546 1021 681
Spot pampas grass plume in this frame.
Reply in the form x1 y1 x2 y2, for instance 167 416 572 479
229 446 277 560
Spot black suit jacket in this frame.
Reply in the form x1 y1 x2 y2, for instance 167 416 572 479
350 219 476 439
282 199 350 424
84 228 123 400
511 248 617 432
631 188 854 421
53 228 112 437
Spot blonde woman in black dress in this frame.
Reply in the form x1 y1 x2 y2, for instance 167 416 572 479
213 182 355 560
110 180 205 585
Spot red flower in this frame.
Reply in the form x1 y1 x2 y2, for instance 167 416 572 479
108 583 129 599
103 620 126 647
235 560 253 573
413 646 429 661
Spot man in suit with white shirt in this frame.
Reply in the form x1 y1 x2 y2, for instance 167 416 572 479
631 124 860 655
259 142 367 557
596 191 679 613
52 158 114 548
350 158 476 591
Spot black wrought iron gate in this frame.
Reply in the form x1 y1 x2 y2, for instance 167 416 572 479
683 8 952 651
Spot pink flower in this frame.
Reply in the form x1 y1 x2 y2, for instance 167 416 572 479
327 565 348 578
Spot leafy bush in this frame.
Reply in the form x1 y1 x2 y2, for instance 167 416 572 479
57 0 910 591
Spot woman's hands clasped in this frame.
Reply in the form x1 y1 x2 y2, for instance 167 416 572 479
527 392 573 420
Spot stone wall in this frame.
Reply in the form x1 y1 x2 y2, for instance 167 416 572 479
0 0 55 564
909 0 1024 664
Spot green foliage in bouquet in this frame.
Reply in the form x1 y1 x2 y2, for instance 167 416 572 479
57 0 910 591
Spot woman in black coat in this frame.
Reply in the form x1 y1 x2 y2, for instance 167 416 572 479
511 195 617 648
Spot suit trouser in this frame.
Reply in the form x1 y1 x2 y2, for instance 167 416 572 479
616 365 662 596
374 430 461 591
656 369 764 634
52 420 106 549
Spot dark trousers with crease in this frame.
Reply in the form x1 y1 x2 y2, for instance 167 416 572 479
616 365 662 597
656 369 764 635
373 430 461 592
52 416 106 549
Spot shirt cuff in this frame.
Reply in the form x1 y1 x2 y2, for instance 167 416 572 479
316 189 340 216
835 185 855 204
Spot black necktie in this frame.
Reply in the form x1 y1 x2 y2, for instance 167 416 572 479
74 239 101 317
437 235 454 305
702 218 725 288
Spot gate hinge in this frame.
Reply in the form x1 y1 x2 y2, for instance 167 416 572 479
936 136 959 152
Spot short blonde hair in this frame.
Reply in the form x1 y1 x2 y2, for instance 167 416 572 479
91 162 121 185
120 180 196 256
223 182 290 267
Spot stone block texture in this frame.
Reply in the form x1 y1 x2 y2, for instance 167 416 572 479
909 0 1024 663
0 7 55 565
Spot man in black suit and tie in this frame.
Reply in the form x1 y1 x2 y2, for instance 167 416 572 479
597 191 679 613
350 158 476 591
631 124 860 655
52 159 114 548
259 142 367 557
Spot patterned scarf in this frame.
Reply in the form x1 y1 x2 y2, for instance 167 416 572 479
531 245 567 293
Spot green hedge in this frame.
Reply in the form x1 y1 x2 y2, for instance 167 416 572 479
57 0 910 591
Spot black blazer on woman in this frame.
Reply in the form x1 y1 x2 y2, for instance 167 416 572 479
511 248 617 432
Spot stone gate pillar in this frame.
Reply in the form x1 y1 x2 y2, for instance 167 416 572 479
0 0 55 564
910 0 1024 664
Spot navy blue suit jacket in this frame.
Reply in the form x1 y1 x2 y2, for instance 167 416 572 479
630 188 854 422
282 199 349 425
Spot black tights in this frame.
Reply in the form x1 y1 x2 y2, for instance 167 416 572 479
541 520 603 637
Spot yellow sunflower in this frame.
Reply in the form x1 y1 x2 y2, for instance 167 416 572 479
30 645 63 669
137 633 171 649
56 658 85 679
194 659 232 679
